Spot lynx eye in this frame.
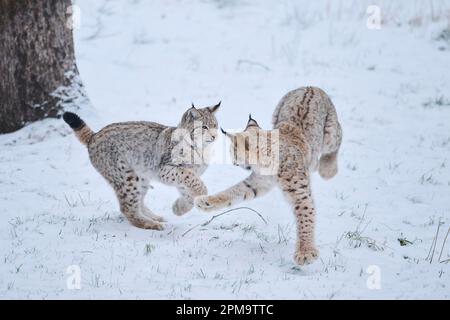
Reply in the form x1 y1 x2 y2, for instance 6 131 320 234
202 126 208 130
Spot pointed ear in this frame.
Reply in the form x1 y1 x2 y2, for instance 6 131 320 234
246 114 261 129
187 106 201 120
221 127 234 139
208 101 221 114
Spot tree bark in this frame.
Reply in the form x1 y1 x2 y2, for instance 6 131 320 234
0 0 82 133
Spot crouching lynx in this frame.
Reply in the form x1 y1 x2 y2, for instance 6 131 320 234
195 87 342 265
63 103 220 230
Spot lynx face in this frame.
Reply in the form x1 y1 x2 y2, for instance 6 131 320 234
179 102 220 148
223 115 278 175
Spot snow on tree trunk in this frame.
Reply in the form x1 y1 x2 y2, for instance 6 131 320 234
0 0 86 134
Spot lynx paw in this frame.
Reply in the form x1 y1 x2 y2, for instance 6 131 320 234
142 207 166 222
319 153 338 180
319 163 337 180
194 195 227 212
149 214 166 223
172 197 193 216
294 247 319 265
140 220 165 231
194 196 213 211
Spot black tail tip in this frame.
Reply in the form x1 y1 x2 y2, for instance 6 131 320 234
62 112 84 129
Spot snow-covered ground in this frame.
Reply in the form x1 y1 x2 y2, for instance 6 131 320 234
1 0 450 299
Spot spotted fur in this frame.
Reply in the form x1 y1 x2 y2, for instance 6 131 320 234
63 103 220 230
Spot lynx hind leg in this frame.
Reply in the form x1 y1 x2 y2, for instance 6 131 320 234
319 110 342 180
139 181 166 222
278 168 318 265
108 168 164 230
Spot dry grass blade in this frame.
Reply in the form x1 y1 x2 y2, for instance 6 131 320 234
438 227 450 263
426 219 442 263
182 207 267 237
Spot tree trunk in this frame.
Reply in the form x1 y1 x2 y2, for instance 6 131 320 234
0 0 84 133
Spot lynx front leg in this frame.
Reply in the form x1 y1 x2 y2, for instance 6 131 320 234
158 166 207 216
278 167 318 265
172 187 196 216
195 173 275 212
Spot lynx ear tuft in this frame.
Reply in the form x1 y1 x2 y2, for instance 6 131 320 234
187 105 201 119
246 114 260 129
221 127 234 139
208 101 221 114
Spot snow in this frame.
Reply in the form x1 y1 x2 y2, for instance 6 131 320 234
1 0 449 299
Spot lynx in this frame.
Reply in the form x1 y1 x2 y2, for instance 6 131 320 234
195 87 342 265
63 103 220 230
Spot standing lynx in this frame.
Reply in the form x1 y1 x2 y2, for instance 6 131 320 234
195 87 342 265
63 103 220 230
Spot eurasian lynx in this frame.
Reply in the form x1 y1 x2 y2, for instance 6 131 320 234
63 103 220 230
195 87 342 265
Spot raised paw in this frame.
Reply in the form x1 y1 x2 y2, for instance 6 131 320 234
194 195 227 212
318 153 338 180
194 195 213 211
172 197 193 216
319 163 337 180
294 247 319 265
